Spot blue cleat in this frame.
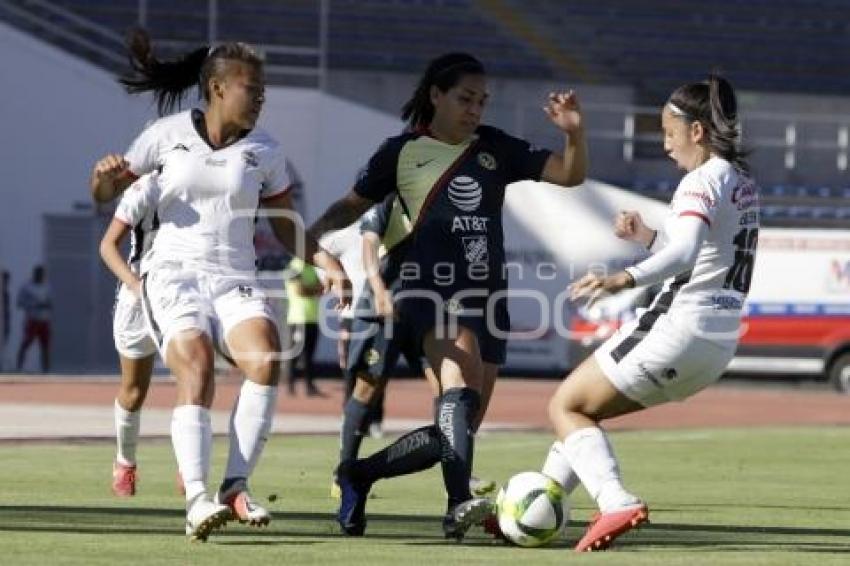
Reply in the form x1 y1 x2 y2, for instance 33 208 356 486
336 472 372 536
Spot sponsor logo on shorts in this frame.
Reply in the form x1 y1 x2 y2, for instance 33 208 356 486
461 235 489 263
477 152 497 170
448 176 482 212
637 362 662 388
366 348 381 366
237 285 253 298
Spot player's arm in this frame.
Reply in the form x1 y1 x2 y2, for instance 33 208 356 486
90 154 136 203
307 189 375 243
362 232 393 318
99 219 140 295
570 215 707 305
540 91 588 188
263 191 351 307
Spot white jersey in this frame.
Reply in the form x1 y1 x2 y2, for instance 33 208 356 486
125 109 295 274
114 173 161 275
320 223 367 320
660 156 760 316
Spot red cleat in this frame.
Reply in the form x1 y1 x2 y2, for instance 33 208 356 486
574 504 649 552
482 512 507 542
112 461 137 497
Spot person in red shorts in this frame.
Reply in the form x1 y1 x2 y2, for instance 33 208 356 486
16 265 51 373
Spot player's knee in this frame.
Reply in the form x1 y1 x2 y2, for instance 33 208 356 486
119 385 146 411
352 373 378 402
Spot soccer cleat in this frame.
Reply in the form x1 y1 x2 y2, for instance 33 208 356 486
216 480 271 527
185 495 230 542
574 503 649 552
111 461 137 497
336 472 372 536
469 475 497 497
443 498 495 541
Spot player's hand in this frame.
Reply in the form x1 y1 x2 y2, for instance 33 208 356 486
543 90 583 135
93 154 130 184
373 287 395 319
569 271 634 308
614 210 656 247
315 252 351 310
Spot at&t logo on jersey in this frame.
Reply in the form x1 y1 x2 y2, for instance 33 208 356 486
448 176 482 211
451 215 489 233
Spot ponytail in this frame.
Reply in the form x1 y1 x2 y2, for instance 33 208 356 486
119 29 263 117
119 29 207 116
668 73 750 173
401 52 485 129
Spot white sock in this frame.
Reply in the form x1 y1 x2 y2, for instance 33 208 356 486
561 427 640 512
541 441 580 494
171 405 212 502
114 399 141 466
223 380 278 484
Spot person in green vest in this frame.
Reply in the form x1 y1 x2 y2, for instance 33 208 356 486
285 257 324 396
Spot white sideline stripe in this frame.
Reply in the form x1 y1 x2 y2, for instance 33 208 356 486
728 356 824 374
0 404 530 439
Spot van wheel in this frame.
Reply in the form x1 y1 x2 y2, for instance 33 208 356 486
829 353 850 394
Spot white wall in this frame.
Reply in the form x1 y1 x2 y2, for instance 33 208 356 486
0 22 156 367
0 22 402 369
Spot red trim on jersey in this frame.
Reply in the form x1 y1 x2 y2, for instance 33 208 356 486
260 184 295 203
679 210 711 226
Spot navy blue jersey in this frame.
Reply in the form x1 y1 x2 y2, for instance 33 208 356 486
353 125 550 303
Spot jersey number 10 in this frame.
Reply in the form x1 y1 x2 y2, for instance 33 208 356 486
723 227 758 293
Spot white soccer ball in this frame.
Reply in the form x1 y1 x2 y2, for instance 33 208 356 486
496 471 569 547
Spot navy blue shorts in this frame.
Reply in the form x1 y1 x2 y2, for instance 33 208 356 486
397 293 509 366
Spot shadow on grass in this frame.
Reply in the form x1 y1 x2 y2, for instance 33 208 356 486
3 505 850 554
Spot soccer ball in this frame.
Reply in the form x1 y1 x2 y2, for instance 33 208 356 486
496 471 569 547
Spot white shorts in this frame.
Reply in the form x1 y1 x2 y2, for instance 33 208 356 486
112 284 157 360
595 312 736 408
141 266 276 361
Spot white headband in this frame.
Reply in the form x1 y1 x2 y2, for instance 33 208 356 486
667 102 688 117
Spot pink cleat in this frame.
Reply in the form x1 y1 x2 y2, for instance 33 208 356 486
112 461 137 497
574 504 649 552
216 481 271 527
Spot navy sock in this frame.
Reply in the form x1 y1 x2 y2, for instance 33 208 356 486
437 387 481 508
354 425 441 484
339 397 370 467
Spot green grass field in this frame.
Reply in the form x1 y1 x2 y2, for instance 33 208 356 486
1 428 849 565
